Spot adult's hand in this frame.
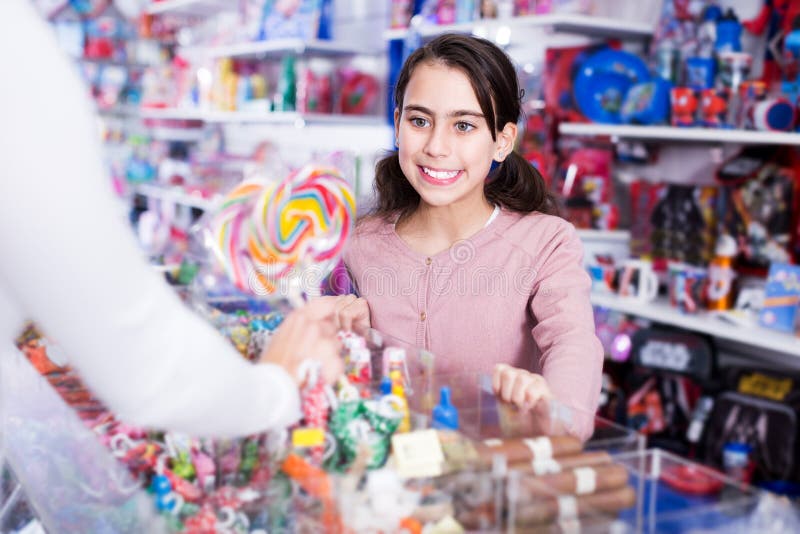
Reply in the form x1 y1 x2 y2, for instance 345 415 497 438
259 303 343 386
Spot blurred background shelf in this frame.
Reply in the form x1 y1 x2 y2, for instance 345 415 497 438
591 292 800 357
560 122 800 146
384 13 653 42
131 183 218 211
139 108 386 126
144 0 229 16
181 38 379 59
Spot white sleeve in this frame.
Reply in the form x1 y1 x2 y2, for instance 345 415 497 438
0 1 300 438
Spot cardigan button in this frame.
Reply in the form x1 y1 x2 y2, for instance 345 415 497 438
420 312 427 321
425 257 432 266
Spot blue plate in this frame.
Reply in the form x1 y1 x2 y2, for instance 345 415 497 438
573 49 651 124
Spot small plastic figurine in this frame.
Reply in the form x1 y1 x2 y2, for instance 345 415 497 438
670 87 698 126
699 89 727 127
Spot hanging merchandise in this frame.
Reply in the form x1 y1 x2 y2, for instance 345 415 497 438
716 146 798 273
556 147 618 230
704 366 800 484
626 328 716 455
650 184 718 267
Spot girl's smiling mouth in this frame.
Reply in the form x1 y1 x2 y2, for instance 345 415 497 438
419 165 462 185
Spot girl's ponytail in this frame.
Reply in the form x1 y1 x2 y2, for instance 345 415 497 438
372 152 419 218
485 151 559 215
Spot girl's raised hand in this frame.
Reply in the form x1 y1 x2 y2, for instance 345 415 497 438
492 363 553 411
331 295 371 333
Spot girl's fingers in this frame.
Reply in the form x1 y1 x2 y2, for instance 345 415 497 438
492 363 511 394
511 372 535 407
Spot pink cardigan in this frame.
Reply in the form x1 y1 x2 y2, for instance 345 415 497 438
343 208 603 439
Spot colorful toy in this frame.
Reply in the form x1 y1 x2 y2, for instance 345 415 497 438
699 88 727 127
670 87 697 126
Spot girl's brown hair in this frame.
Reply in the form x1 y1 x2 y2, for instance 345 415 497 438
372 33 558 218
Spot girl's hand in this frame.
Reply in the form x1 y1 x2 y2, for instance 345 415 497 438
492 363 552 411
259 304 343 386
330 295 371 333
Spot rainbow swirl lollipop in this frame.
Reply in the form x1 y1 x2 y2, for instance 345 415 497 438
250 165 356 290
208 180 264 293
209 165 355 297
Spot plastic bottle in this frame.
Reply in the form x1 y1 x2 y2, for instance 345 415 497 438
274 55 296 112
392 382 412 433
706 234 737 310
432 386 459 430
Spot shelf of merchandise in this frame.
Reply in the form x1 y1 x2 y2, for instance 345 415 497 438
144 0 228 16
181 38 379 59
590 292 800 358
559 122 800 146
131 183 218 211
383 13 653 41
139 108 386 126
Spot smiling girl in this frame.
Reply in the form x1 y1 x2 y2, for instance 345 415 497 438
336 34 603 439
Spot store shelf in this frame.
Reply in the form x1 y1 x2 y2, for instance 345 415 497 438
560 122 800 146
131 183 218 211
182 39 376 59
144 0 228 16
576 229 631 242
591 292 800 357
147 126 206 142
139 108 385 126
384 13 653 42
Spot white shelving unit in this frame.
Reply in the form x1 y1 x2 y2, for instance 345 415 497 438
560 122 800 146
139 108 385 126
384 13 653 41
591 292 800 358
181 39 376 59
576 229 631 242
131 183 218 211
144 0 228 16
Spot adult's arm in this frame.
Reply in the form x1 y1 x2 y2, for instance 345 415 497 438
0 0 300 437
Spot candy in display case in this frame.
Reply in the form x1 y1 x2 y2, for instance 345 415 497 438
504 447 787 534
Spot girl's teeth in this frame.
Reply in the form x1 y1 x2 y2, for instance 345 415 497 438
423 167 459 179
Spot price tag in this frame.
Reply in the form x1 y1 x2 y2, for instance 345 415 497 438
391 429 444 478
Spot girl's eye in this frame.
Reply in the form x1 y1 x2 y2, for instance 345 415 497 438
410 117 429 127
455 121 475 132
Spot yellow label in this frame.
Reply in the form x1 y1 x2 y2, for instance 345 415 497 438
292 427 325 448
739 373 793 402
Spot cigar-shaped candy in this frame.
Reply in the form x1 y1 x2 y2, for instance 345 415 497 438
511 451 612 475
519 464 629 498
514 486 636 526
475 435 582 465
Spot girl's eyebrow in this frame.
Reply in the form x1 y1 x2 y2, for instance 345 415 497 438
403 104 484 119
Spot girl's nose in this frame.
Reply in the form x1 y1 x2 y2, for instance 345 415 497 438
423 125 450 158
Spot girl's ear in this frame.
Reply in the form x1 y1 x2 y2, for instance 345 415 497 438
393 108 401 141
495 121 518 162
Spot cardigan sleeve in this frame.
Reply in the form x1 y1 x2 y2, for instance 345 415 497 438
528 222 604 441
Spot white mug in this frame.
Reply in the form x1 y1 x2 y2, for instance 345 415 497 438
619 259 659 303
